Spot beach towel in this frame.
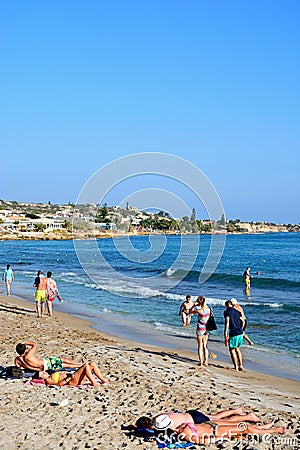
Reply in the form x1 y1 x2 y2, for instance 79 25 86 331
157 442 195 449
25 378 92 388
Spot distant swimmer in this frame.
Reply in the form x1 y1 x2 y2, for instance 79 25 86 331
242 267 252 290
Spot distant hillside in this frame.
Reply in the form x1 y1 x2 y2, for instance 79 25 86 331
0 198 299 240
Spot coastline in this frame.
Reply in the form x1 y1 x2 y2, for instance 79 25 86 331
4 286 300 383
0 294 299 449
0 227 299 241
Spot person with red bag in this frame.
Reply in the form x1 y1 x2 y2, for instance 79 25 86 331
46 271 62 317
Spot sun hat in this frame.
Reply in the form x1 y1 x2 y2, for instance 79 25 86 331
230 298 238 305
153 414 174 430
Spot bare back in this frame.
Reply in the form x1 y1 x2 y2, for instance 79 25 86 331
154 412 194 429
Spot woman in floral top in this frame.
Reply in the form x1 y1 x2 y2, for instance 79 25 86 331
46 271 62 316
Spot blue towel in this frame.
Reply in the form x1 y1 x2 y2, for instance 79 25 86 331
157 441 194 448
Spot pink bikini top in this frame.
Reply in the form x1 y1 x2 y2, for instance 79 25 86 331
181 422 198 434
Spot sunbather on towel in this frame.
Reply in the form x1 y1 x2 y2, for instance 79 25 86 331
174 419 285 445
38 361 109 386
15 341 81 371
135 406 261 430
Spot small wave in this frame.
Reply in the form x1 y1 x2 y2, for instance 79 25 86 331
162 269 300 290
166 268 176 276
153 322 193 336
14 261 33 265
60 272 77 276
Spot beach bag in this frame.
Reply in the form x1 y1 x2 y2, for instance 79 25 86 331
206 308 217 331
1 366 24 378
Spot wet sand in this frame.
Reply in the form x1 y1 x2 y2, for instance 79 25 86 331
0 295 299 449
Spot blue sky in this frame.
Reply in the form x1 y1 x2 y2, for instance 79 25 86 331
0 1 299 223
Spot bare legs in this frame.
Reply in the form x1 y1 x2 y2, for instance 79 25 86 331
36 301 45 318
5 280 11 296
89 361 109 383
69 362 109 386
181 312 191 327
215 422 286 439
229 347 244 371
46 300 53 317
197 334 209 366
243 332 254 345
178 421 286 445
61 358 82 369
209 406 259 423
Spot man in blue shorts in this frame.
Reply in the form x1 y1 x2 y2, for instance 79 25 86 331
224 299 245 371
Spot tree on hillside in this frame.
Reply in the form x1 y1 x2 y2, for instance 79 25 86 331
96 203 109 223
25 213 40 219
219 214 226 226
191 208 196 222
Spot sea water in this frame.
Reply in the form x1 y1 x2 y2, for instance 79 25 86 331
1 233 299 380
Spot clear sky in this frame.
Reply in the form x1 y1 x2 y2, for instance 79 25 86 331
0 1 299 223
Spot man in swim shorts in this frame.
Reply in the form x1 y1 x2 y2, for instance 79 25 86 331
178 295 194 327
34 270 47 318
224 300 245 371
43 356 64 371
15 341 81 371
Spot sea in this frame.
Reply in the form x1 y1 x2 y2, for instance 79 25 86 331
1 233 299 381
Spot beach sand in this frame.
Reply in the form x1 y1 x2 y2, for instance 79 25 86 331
0 295 299 450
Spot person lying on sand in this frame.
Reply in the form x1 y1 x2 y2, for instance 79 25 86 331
134 406 261 431
172 417 285 445
37 362 109 387
15 341 81 372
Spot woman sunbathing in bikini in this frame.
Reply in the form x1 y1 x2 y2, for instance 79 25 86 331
38 361 109 387
175 419 285 445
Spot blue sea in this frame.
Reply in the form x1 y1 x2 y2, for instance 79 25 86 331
1 233 299 380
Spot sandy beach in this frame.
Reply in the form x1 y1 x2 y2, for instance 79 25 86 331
0 295 299 450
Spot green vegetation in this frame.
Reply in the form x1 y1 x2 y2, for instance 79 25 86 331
25 213 40 219
34 223 47 232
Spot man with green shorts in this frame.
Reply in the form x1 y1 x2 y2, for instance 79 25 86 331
224 300 245 371
34 271 47 318
15 342 81 372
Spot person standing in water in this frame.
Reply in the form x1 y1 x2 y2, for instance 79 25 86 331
33 270 47 318
243 267 252 291
179 295 194 327
230 298 254 345
2 264 14 296
46 271 62 317
224 299 245 371
190 296 211 366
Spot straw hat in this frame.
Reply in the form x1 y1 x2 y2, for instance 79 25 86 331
153 414 173 430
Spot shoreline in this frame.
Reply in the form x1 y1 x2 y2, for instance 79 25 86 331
7 287 300 383
2 294 300 388
1 228 300 241
0 294 299 449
